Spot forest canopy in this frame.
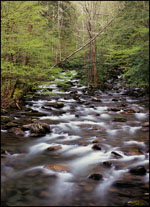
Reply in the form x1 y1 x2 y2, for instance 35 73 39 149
1 1 149 108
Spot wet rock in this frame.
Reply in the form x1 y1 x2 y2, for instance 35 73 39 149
45 101 64 108
120 111 134 115
83 185 94 192
92 126 105 131
112 116 127 122
104 82 113 90
1 153 8 158
1 116 12 124
113 180 137 188
26 170 43 177
30 133 44 137
79 141 89 146
127 200 146 206
1 108 8 115
92 144 101 150
141 128 149 132
124 107 141 113
8 127 25 136
111 151 123 158
84 101 91 105
129 166 147 176
120 103 128 107
20 112 47 117
109 107 122 112
44 164 70 172
39 191 50 198
91 97 102 102
4 122 18 129
142 122 149 127
103 161 112 168
112 98 118 101
130 107 141 113
72 94 80 100
47 145 62 151
40 119 60 125
22 121 51 135
92 139 100 143
88 173 103 180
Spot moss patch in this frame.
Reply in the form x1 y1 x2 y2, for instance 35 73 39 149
127 200 146 206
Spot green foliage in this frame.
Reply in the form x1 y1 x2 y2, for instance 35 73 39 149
97 1 149 88
1 1 77 105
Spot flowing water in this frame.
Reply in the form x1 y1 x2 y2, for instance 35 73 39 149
1 71 149 206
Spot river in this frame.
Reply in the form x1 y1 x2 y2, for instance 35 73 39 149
1 71 149 206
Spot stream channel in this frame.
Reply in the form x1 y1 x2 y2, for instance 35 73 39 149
1 70 149 206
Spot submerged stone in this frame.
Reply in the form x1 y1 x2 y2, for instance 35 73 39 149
112 116 127 122
88 173 103 180
142 122 149 127
8 127 25 136
103 161 112 168
21 112 47 116
45 101 64 108
4 122 18 129
92 139 100 143
127 200 146 206
129 166 147 175
92 144 101 150
111 151 123 158
44 164 70 172
109 107 122 112
47 145 62 151
1 116 12 124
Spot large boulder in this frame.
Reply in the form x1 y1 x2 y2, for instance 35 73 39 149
22 121 51 136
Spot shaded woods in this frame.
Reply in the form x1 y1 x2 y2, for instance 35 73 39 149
1 1 149 110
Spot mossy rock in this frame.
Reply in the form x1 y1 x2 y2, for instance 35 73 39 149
127 200 146 206
1 116 12 124
21 112 47 117
5 122 18 129
13 89 24 99
113 116 127 122
1 109 8 115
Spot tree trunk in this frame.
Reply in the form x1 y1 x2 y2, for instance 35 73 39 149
22 55 26 65
51 5 126 69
